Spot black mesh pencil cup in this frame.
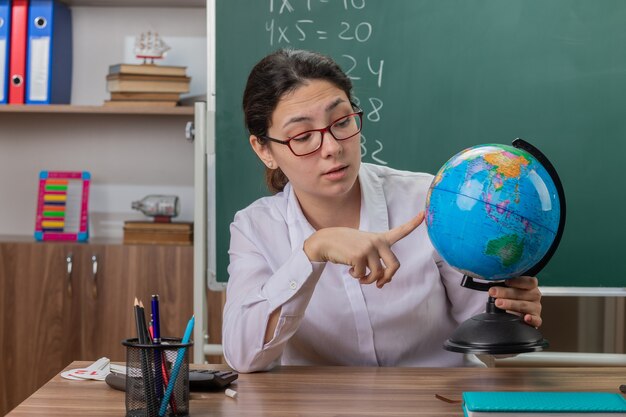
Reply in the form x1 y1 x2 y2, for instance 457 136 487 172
123 338 193 417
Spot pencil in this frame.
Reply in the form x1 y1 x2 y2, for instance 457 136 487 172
138 300 151 343
135 298 158 416
133 298 144 342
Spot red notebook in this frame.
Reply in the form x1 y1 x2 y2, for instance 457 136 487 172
8 0 28 104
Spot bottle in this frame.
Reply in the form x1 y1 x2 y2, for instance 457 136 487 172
131 195 180 219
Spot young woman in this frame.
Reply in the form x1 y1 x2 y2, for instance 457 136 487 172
223 49 542 373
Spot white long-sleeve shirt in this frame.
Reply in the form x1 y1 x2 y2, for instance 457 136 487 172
223 163 487 373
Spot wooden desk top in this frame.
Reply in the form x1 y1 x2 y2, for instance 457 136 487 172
7 362 626 416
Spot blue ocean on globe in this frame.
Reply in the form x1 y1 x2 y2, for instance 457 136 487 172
425 144 561 281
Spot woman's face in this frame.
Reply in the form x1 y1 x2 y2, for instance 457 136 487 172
253 79 362 204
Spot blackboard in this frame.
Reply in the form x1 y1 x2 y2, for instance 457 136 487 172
215 0 626 288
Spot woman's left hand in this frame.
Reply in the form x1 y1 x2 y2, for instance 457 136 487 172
489 276 542 328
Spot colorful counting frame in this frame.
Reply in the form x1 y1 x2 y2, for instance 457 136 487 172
34 171 91 242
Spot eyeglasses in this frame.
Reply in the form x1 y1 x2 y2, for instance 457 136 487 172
260 110 364 157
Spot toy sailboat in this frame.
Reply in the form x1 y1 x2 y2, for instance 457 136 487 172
134 31 171 64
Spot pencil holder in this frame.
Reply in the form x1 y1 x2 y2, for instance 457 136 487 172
122 337 193 417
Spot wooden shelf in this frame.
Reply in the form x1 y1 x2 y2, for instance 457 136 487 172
0 104 194 116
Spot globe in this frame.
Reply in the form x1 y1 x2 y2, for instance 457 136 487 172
425 143 562 281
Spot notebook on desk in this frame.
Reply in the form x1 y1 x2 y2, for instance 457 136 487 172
462 391 626 416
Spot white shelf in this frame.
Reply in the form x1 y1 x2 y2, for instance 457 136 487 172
0 104 194 116
64 0 204 7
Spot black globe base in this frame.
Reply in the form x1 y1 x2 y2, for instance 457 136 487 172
444 296 548 354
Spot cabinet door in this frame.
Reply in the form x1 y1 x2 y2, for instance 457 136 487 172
72 244 106 360
79 244 194 361
0 242 79 416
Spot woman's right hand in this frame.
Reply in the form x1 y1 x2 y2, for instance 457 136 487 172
303 212 425 288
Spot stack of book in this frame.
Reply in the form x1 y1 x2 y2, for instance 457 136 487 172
123 221 193 245
105 63 191 107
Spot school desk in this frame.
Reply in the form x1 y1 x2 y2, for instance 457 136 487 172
6 361 625 416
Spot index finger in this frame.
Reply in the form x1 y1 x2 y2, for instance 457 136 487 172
384 211 425 246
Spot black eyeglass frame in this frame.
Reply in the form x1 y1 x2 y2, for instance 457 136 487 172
259 109 364 157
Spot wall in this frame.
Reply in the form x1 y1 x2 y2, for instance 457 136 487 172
71 7 206 105
0 114 195 237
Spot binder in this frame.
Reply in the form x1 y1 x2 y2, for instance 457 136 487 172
0 0 10 104
8 0 26 104
25 0 71 104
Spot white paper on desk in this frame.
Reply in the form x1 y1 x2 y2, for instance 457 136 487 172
65 369 109 381
61 357 110 381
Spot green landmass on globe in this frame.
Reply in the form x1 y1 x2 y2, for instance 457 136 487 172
485 234 524 268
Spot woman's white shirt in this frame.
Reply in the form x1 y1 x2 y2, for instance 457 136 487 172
223 163 487 373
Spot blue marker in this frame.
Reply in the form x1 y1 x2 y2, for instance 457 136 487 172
159 315 194 417
152 295 164 401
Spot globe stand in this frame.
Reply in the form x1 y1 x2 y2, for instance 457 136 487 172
443 276 549 354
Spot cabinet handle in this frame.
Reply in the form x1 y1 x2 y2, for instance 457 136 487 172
66 252 73 296
185 121 195 142
91 254 98 298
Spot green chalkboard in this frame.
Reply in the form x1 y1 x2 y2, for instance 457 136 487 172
216 0 626 288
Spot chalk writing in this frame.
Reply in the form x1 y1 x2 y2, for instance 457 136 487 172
265 0 388 165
